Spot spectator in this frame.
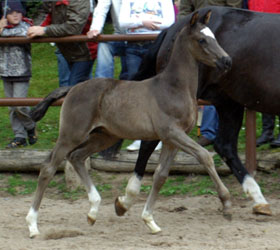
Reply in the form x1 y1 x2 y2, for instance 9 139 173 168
122 0 175 152
87 0 129 80
27 0 97 86
0 0 37 148
178 0 242 147
248 0 280 148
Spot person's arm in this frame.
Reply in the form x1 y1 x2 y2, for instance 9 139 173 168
87 0 111 38
0 17 7 34
226 0 242 8
119 0 175 31
45 0 90 36
28 0 90 38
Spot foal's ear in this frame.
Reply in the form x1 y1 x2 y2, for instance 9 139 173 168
190 11 199 28
202 10 212 25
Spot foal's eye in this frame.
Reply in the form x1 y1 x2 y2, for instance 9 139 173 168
198 39 206 45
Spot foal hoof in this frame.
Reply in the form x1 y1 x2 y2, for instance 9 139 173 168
87 215 96 226
29 231 40 239
223 210 232 221
253 204 272 216
114 197 127 216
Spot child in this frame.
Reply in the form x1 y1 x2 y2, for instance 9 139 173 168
0 0 37 148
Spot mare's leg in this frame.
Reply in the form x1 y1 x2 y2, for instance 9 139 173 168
115 140 159 216
215 103 271 215
26 141 76 238
165 127 231 216
142 144 178 233
67 130 119 225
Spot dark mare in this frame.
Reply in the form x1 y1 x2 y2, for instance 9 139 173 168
26 11 232 237
117 6 279 217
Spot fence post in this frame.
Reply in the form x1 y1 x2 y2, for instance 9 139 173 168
245 109 257 175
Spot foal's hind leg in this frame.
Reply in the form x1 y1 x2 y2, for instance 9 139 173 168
26 143 72 238
67 131 120 225
167 127 232 217
141 144 178 234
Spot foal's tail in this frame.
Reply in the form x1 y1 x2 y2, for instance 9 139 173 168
30 86 72 122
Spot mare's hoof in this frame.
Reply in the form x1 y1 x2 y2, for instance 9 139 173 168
114 197 127 216
253 204 272 216
87 215 96 225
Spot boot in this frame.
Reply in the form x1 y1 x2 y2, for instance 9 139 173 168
270 134 280 148
256 113 275 147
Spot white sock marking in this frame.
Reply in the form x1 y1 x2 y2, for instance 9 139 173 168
119 174 141 210
88 186 101 220
26 207 40 237
243 175 268 205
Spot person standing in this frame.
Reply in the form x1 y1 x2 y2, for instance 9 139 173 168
0 0 37 148
178 0 242 147
27 0 96 86
87 0 129 80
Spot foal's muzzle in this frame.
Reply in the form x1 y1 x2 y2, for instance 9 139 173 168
216 56 232 73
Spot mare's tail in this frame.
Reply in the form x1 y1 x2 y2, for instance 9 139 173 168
30 86 72 122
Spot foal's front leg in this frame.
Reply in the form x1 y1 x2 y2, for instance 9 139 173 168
141 144 178 234
168 127 232 217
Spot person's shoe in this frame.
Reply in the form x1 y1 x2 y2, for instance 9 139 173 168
6 137 27 149
197 135 213 147
27 127 38 145
256 130 274 147
155 141 162 151
126 140 141 151
270 134 280 148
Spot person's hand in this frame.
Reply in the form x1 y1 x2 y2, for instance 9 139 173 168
0 17 7 30
27 26 46 38
87 29 100 38
142 20 161 31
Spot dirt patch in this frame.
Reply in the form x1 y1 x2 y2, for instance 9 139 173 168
1 171 280 250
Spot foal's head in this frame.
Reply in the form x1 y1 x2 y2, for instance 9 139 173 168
186 11 232 73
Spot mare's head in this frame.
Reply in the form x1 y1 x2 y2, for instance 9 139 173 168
187 11 232 73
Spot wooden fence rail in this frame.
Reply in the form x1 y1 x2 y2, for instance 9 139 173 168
0 34 257 174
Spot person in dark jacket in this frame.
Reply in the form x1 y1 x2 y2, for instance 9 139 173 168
27 0 97 86
0 0 37 148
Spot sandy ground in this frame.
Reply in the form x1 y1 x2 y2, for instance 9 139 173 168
1 172 280 250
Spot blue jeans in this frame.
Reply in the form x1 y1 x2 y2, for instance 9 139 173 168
55 49 70 87
55 48 94 87
68 61 94 86
125 42 151 79
95 41 127 79
200 105 219 141
95 41 151 80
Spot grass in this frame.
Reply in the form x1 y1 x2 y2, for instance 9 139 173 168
141 175 217 197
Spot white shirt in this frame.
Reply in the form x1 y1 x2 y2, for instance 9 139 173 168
119 0 175 34
90 0 126 34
